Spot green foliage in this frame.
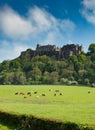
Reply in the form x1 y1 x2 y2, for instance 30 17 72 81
84 78 90 85
60 78 69 85
0 111 84 130
0 60 10 72
88 43 95 54
91 83 95 87
0 44 95 85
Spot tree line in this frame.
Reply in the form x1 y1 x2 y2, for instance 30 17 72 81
0 43 95 86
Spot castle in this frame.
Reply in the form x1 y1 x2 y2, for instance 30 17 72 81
20 44 83 61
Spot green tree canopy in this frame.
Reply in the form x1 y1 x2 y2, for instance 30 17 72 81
89 43 95 53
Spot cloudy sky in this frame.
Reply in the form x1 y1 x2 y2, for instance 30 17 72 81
0 0 95 62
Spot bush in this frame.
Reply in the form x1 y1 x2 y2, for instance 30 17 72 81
63 122 80 130
0 111 94 130
60 78 69 85
84 78 90 85
91 83 95 87
69 80 78 85
60 78 78 85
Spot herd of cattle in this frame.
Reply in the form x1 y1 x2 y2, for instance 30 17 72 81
15 89 63 99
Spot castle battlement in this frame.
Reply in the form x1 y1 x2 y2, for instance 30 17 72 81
20 44 83 61
36 44 60 52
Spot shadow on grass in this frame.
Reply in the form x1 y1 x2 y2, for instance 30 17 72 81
0 111 94 130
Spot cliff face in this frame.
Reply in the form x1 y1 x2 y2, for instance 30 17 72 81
19 44 83 61
61 44 83 59
20 49 36 62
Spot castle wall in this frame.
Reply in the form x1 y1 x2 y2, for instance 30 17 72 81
20 44 83 61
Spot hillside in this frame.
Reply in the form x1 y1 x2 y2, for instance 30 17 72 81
0 43 95 85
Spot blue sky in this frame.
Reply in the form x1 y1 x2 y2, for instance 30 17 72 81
0 0 95 62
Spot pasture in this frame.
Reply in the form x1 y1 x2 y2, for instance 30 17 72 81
0 124 9 130
0 85 95 128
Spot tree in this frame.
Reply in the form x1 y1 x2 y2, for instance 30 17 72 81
88 43 95 54
84 78 90 85
60 68 73 79
13 72 26 84
9 58 21 71
60 78 69 85
5 72 14 84
49 71 59 84
42 71 50 84
0 60 10 72
30 67 42 81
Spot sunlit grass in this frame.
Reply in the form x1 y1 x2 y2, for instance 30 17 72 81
0 85 95 126
0 124 11 130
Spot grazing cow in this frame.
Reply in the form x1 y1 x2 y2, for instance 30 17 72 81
24 96 27 98
54 93 56 96
42 94 46 96
20 92 25 95
55 89 59 92
60 93 62 96
88 91 90 94
15 92 19 95
34 91 37 94
27 92 31 95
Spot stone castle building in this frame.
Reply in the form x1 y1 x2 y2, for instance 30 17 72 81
61 44 82 59
20 44 83 61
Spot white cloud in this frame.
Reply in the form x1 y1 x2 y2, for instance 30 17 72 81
82 0 95 9
13 43 30 57
0 40 29 62
0 6 33 39
59 19 75 32
81 0 95 25
0 6 75 39
0 5 76 62
28 7 52 31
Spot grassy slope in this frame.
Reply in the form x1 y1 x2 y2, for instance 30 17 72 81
0 124 11 130
0 85 95 126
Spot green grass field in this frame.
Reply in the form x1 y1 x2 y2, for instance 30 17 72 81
0 124 9 130
0 85 95 128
